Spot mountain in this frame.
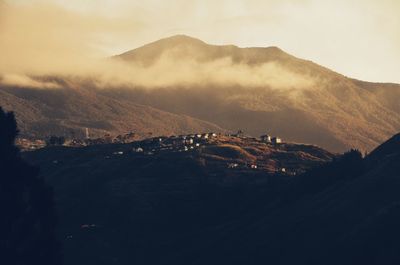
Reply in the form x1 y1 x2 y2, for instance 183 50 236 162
22 133 400 265
1 35 399 151
0 85 225 139
110 35 400 152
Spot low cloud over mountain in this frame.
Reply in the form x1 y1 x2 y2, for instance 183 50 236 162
1 34 399 152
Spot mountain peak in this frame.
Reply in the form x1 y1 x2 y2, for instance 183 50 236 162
116 34 209 61
116 35 292 65
139 34 207 50
161 34 205 43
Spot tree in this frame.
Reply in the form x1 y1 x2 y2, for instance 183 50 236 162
0 107 61 265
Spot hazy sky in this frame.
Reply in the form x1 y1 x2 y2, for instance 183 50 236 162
1 0 400 83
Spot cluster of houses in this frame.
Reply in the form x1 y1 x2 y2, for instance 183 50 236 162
227 130 283 145
18 129 295 176
17 129 284 160
224 133 284 172
16 138 47 151
131 132 219 155
227 163 259 170
69 132 137 147
227 163 292 174
104 131 292 176
260 134 282 145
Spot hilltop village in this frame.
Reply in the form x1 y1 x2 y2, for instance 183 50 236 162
129 132 282 155
17 131 282 152
20 131 334 176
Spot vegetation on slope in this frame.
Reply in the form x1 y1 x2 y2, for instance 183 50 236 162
0 108 61 265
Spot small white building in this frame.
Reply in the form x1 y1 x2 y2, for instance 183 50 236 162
183 138 194 144
233 130 244 137
228 163 239 169
272 137 282 144
260 134 272 143
134 147 144 153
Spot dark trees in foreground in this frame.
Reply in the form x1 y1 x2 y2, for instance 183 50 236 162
0 107 61 265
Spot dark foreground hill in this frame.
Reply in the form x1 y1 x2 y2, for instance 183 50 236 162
22 133 400 265
23 136 333 265
177 134 400 265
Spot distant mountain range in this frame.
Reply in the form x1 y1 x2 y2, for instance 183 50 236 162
1 35 400 152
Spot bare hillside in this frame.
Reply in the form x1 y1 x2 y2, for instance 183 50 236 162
0 85 225 139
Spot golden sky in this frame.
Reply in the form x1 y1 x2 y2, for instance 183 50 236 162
1 0 399 83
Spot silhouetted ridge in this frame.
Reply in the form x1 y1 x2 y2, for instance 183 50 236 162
367 133 400 162
0 107 61 265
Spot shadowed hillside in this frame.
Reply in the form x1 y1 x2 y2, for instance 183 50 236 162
0 86 225 139
22 132 400 265
23 135 334 265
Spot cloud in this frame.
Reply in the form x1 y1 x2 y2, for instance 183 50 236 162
0 74 62 89
92 53 315 90
1 0 397 89
0 1 315 92
0 46 314 92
